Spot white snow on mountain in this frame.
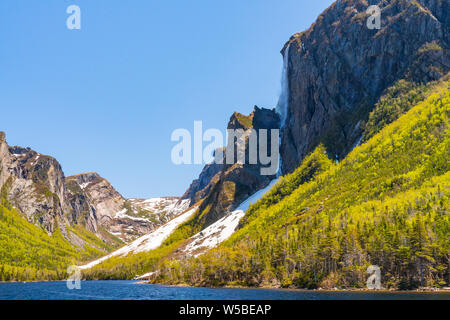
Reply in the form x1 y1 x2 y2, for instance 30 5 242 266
183 179 279 257
79 203 196 270
114 208 150 222
129 197 188 218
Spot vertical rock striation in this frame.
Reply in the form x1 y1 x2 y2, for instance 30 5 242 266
280 0 449 174
0 132 186 244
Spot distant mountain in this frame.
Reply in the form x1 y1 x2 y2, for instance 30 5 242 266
0 132 189 281
66 173 188 242
1 134 79 236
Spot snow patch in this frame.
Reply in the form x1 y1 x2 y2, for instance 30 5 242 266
184 179 279 257
129 198 189 217
134 271 155 280
79 205 198 270
79 182 90 190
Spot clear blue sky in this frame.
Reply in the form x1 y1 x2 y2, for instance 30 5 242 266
0 0 334 198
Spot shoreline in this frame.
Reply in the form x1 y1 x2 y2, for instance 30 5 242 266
134 281 450 293
2 280 449 294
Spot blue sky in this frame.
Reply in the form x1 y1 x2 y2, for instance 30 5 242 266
0 0 334 198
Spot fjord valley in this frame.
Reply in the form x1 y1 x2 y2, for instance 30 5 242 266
1 0 449 292
0 131 189 281
81 0 450 290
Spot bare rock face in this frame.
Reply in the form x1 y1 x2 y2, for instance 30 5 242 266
0 132 187 244
182 106 280 229
66 173 191 242
179 0 449 234
65 174 99 234
0 132 11 188
67 173 125 228
280 0 449 174
181 163 223 205
0 137 69 233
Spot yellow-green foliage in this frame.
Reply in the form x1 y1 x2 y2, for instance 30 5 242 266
82 241 182 280
82 209 202 280
234 112 254 129
152 80 450 289
68 225 118 260
363 79 436 142
0 199 114 281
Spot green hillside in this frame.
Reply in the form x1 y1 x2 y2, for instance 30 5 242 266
0 198 116 281
149 79 449 289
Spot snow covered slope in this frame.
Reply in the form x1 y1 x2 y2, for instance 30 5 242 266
184 179 279 257
79 204 196 269
128 197 188 221
79 178 278 270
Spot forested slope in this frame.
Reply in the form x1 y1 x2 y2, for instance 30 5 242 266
150 79 449 289
0 197 115 281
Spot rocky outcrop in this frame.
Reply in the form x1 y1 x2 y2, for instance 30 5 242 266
66 173 125 232
279 0 449 174
0 137 69 233
0 132 188 244
178 0 449 236
181 162 223 205
182 106 280 229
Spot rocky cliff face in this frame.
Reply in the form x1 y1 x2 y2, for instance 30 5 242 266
182 106 280 228
178 0 449 234
67 173 189 242
0 132 187 244
0 135 69 233
280 0 449 174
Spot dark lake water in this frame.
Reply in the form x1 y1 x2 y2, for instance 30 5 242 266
0 281 448 300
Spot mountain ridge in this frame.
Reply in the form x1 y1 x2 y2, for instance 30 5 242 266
0 130 192 256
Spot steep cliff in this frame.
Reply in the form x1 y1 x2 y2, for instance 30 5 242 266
151 75 450 290
78 1 450 283
66 173 129 239
0 135 69 233
181 106 280 229
0 132 187 245
279 0 449 174
67 172 189 242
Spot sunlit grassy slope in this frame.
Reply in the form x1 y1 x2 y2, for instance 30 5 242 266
150 79 449 289
0 199 116 281
82 78 449 290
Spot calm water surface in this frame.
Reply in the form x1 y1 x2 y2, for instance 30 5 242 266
0 281 448 300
